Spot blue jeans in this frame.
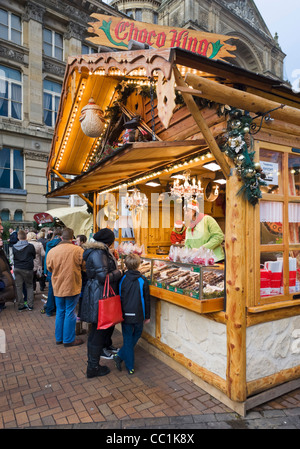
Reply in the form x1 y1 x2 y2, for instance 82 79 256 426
118 322 143 371
55 294 79 344
45 277 56 316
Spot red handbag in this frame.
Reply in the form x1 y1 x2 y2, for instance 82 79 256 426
97 275 124 330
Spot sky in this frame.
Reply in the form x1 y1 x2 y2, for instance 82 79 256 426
254 0 300 86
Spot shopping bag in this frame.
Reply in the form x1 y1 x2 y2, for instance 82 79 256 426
97 275 123 330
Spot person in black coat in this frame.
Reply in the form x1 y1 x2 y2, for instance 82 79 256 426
81 228 123 378
113 253 150 375
0 220 16 311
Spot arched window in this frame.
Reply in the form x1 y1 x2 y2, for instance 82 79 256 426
14 209 23 221
0 209 10 221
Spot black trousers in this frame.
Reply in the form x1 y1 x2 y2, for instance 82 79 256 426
88 323 115 349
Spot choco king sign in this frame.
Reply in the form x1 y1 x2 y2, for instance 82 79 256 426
88 14 237 61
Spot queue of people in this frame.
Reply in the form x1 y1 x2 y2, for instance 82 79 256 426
0 219 151 379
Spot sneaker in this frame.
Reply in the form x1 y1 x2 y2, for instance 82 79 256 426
128 369 135 375
113 354 122 371
18 305 28 312
107 345 119 354
27 306 33 311
100 348 114 360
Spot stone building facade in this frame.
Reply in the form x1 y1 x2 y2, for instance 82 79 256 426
110 0 286 80
0 0 123 226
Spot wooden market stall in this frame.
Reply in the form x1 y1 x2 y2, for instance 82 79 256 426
46 46 300 415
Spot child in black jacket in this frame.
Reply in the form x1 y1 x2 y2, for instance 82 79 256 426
114 253 150 375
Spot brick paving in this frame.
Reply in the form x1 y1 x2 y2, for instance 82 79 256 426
0 289 300 429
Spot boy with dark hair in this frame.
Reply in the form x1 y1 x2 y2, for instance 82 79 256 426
114 253 150 375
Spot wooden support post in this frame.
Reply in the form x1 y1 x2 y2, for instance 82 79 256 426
184 73 300 127
52 169 93 208
173 66 231 178
225 171 247 402
93 192 98 233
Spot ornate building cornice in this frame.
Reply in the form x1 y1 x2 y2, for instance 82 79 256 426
24 149 49 162
24 1 46 23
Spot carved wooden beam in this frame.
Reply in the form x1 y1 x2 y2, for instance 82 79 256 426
184 73 300 127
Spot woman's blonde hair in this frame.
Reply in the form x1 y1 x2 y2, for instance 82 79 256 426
27 231 37 241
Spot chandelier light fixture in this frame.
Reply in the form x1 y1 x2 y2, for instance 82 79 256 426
125 188 148 210
170 170 203 200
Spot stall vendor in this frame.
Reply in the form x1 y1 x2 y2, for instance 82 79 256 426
185 199 225 262
170 221 186 244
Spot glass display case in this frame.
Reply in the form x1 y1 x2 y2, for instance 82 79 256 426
122 256 225 301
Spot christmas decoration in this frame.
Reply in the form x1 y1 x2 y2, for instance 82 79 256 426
220 108 267 206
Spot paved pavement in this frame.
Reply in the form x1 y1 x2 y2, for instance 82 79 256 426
1 289 300 430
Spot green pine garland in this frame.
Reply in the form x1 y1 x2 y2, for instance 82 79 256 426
220 108 267 206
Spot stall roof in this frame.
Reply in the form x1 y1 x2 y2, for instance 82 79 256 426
46 47 300 199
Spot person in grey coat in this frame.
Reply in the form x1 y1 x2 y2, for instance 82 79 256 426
81 228 123 378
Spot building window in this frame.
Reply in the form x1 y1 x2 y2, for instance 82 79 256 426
14 209 23 221
153 12 158 24
0 65 22 120
43 80 62 127
0 209 9 221
0 148 24 190
43 28 63 60
126 9 134 18
135 9 142 21
0 8 22 45
82 44 97 54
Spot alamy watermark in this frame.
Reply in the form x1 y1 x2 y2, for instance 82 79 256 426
0 329 6 353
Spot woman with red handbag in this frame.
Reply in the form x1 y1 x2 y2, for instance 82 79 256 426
80 228 123 378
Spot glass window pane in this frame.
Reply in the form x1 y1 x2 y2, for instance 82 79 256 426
289 203 300 244
289 154 300 196
0 9 8 25
0 148 10 168
44 108 52 126
14 210 23 221
11 14 21 31
44 42 52 57
0 79 8 97
54 32 62 47
13 149 23 170
0 98 8 116
11 29 21 45
260 201 283 244
0 23 8 40
43 28 52 43
82 44 88 54
43 80 61 93
55 47 63 60
260 149 283 195
11 101 21 119
0 168 10 188
11 83 21 101
1 209 9 221
55 95 60 111
260 251 283 297
13 169 23 189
